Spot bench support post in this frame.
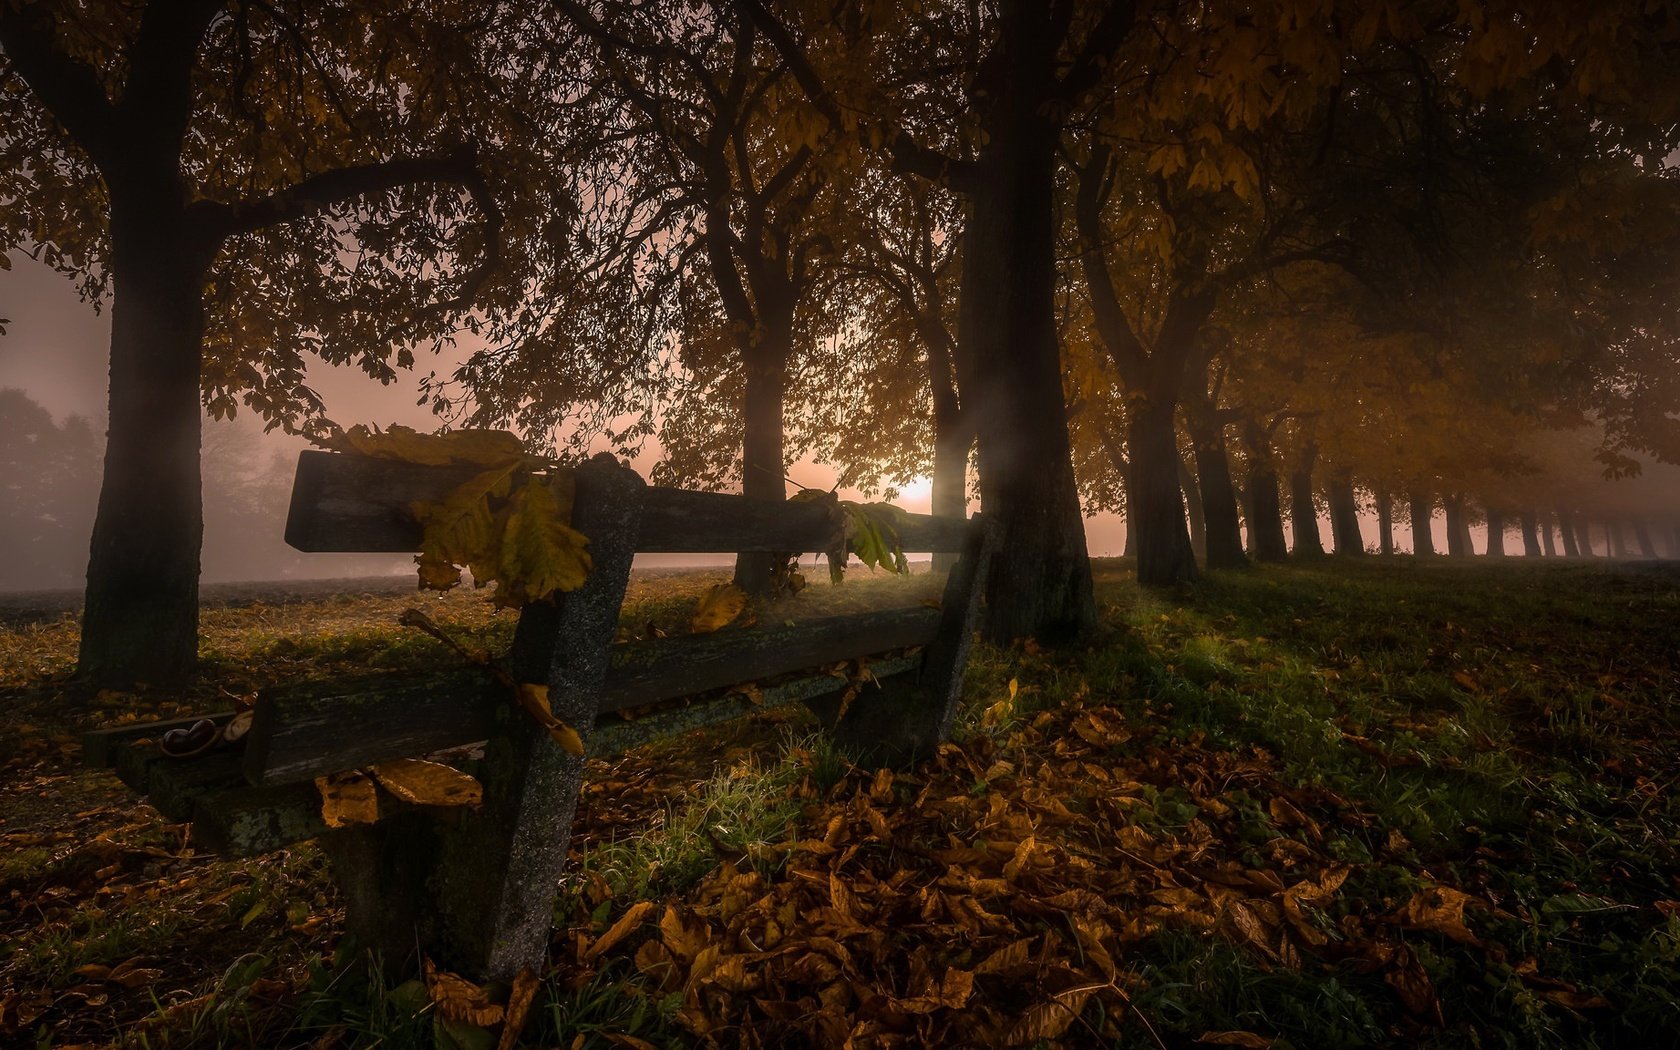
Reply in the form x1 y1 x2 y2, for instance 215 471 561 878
326 454 645 981
817 516 997 767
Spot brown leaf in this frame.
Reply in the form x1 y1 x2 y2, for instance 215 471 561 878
316 770 378 828
587 900 657 962
975 939 1033 975
1383 945 1442 1023
1071 708 1132 747
1395 884 1482 947
498 969 541 1050
691 583 748 633
425 960 504 1027
368 759 482 807
1004 985 1095 1045
1197 1033 1275 1048
516 683 585 756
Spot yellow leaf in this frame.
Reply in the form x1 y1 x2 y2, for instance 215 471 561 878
690 583 748 633
368 758 483 807
341 424 525 468
495 477 592 607
546 721 585 756
1196 1033 1274 1048
316 770 378 828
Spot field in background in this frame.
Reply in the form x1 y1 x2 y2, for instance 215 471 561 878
2 558 1679 1047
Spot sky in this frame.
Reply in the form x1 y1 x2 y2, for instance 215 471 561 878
0 250 1157 589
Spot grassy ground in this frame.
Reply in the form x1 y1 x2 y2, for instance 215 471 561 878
2 557 1678 1048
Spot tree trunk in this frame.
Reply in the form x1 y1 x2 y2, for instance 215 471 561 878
959 29 1096 639
1327 476 1363 556
1288 444 1324 558
922 311 968 573
1577 514 1597 556
1556 509 1580 556
1485 507 1506 557
1632 519 1656 558
732 305 792 595
1520 511 1541 556
1125 396 1198 585
1179 455 1207 563
1608 519 1630 558
1443 495 1471 556
1193 439 1248 569
1374 491 1395 555
1409 493 1435 556
1670 523 1680 559
77 201 209 689
1242 425 1288 563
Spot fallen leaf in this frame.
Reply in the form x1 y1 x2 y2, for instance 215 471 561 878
426 960 504 1027
587 901 657 962
316 770 378 828
1197 1033 1274 1048
498 968 541 1050
1395 884 1482 947
691 583 748 633
369 759 483 807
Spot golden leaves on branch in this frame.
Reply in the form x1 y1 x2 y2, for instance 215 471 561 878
309 421 591 608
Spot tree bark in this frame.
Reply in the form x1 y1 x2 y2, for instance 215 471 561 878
1242 424 1288 563
1485 507 1506 557
1125 396 1198 585
924 315 968 574
1410 493 1436 556
1443 494 1472 556
1327 476 1363 556
1193 440 1248 569
1520 510 1542 556
1288 443 1324 558
959 20 1096 639
1179 456 1207 563
1556 509 1581 556
1608 519 1630 558
1632 519 1656 558
77 197 211 689
1374 491 1395 555
732 303 793 594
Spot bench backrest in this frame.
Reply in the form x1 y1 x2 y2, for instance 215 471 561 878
244 450 993 785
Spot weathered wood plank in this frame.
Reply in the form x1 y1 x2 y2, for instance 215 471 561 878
599 606 940 715
190 782 329 856
243 670 502 786
84 711 235 769
243 608 942 785
284 449 974 554
588 654 921 757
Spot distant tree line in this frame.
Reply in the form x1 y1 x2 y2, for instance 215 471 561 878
3 0 1677 687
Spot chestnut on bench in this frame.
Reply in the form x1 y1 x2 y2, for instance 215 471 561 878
85 451 994 981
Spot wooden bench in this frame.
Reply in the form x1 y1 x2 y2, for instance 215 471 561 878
85 450 994 981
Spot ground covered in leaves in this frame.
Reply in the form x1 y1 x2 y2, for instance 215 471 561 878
3 558 1679 1048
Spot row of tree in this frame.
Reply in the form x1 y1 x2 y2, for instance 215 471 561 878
4 0 1677 687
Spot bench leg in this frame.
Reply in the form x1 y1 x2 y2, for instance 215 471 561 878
817 518 997 768
325 455 645 981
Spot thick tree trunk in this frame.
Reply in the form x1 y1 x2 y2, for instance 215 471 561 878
1443 495 1471 556
1328 476 1363 556
959 36 1096 639
732 311 792 595
1242 425 1288 563
1288 444 1324 558
1520 510 1542 556
1608 519 1630 558
1125 397 1198 585
1539 513 1557 556
1632 519 1656 558
1557 509 1581 556
77 202 208 689
1374 491 1395 555
1670 523 1680 559
1409 493 1435 556
1576 514 1597 556
1179 456 1207 563
1193 439 1248 569
1485 507 1506 557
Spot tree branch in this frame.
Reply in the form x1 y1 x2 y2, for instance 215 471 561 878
0 3 122 168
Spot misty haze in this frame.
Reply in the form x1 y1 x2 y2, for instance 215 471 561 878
4 2 1680 1048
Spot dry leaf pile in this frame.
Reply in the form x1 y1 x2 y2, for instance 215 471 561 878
546 696 1540 1047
